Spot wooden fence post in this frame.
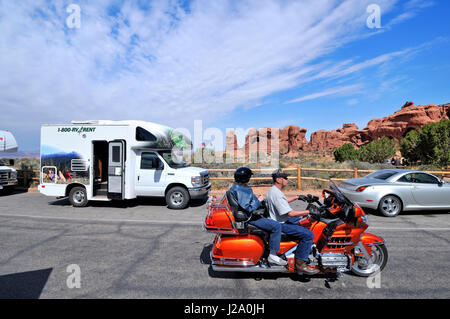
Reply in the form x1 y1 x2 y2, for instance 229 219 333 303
297 165 301 190
354 167 358 179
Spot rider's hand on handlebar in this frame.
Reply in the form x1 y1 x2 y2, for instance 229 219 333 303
308 206 321 221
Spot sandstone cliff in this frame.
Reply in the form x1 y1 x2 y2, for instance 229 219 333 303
225 101 450 157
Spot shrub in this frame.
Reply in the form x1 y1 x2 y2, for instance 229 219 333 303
401 119 450 167
333 143 359 162
358 136 396 163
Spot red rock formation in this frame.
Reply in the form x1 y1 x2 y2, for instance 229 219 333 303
307 101 449 151
352 102 450 147
224 101 449 158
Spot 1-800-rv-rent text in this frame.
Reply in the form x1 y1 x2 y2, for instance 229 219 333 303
38 120 210 209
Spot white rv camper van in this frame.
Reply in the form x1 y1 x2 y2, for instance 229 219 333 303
38 120 210 209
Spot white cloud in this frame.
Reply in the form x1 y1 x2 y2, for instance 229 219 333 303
0 0 400 149
284 84 363 104
385 0 434 28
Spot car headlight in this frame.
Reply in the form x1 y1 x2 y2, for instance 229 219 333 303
10 171 17 179
191 176 202 187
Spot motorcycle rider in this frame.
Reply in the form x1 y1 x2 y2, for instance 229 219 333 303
228 166 288 266
265 169 319 275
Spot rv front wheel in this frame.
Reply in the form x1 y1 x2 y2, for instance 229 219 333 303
166 186 190 209
69 186 88 207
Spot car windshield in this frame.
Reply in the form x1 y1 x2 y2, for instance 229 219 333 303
0 160 4 166
158 150 189 168
366 170 398 180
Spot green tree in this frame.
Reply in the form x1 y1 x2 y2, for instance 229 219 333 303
359 136 396 163
400 129 421 163
401 119 450 166
333 143 359 162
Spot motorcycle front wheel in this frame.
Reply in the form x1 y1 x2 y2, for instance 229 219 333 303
351 244 388 277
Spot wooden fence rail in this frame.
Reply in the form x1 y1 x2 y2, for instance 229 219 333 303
15 167 450 190
208 166 450 190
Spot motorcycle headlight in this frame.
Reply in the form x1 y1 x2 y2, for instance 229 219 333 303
191 176 202 187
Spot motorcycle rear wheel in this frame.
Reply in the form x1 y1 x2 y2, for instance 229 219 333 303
351 244 388 277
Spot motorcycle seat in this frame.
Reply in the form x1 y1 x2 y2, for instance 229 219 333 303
320 217 343 226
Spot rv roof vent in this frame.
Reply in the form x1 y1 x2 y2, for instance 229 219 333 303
71 120 99 124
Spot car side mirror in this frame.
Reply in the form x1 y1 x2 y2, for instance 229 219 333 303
9 159 14 166
438 179 444 187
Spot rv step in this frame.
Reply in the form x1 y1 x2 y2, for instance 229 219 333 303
91 195 111 201
95 189 108 196
95 182 108 190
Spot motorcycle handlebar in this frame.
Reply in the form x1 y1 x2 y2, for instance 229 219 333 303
299 194 322 206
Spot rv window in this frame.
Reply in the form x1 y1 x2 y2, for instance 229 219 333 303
112 146 121 163
141 152 163 170
136 127 157 142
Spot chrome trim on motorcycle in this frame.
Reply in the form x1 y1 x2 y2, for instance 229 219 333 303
211 264 288 273
367 241 385 247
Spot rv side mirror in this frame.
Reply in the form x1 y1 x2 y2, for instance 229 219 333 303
156 161 164 170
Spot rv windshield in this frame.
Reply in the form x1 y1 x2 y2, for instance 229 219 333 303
158 150 189 168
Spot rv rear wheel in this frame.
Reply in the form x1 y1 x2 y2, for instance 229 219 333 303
166 186 190 210
69 186 88 207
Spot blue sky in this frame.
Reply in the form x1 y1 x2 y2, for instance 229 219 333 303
0 0 449 151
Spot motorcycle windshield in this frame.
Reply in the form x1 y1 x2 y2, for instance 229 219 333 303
329 181 354 206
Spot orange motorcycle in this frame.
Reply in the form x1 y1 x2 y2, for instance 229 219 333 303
203 182 388 277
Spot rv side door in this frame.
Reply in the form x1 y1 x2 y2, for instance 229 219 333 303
108 140 125 199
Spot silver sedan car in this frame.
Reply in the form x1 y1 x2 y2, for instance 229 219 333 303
338 169 450 217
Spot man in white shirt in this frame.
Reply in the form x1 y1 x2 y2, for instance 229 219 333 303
266 169 319 275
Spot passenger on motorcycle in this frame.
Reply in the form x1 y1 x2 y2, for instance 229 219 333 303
266 169 319 275
228 166 288 266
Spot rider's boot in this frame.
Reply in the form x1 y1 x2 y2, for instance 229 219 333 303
295 259 319 275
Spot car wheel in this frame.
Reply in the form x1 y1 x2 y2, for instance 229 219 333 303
69 186 88 207
378 195 402 217
166 186 190 209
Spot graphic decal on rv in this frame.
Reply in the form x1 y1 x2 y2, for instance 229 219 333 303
168 129 189 149
57 127 96 133
41 145 90 185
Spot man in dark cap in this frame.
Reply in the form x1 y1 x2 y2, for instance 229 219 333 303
266 169 319 275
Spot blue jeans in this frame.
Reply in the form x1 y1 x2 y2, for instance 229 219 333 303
249 217 282 253
282 217 314 261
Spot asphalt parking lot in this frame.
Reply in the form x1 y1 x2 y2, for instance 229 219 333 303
0 191 449 299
